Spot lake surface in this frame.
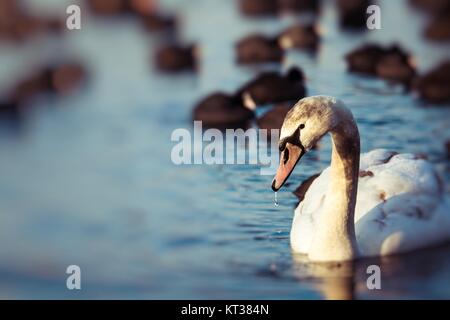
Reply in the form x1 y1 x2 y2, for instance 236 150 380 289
0 0 449 299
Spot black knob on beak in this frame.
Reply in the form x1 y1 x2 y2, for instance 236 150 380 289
271 179 277 192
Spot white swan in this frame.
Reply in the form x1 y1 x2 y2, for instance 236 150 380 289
271 95 450 262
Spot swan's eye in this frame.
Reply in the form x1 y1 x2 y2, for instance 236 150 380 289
299 124 305 129
283 148 289 164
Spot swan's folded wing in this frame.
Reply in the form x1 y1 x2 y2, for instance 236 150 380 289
355 151 450 256
355 193 450 256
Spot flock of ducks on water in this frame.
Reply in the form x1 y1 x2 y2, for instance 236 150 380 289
0 1 449 162
0 0 181 120
1 0 449 123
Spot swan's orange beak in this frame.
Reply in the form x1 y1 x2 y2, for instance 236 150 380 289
271 143 305 192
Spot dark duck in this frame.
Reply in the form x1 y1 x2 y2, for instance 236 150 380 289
346 44 416 86
192 92 255 129
236 34 284 64
237 67 306 108
256 103 292 130
238 0 278 17
277 0 321 13
154 44 198 73
278 23 320 51
413 60 450 104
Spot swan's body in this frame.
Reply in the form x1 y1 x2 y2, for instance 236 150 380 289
292 149 450 258
271 95 450 262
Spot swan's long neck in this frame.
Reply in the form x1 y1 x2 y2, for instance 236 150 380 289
309 109 360 262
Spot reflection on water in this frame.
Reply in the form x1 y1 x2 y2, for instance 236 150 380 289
290 244 450 299
0 0 449 299
291 253 356 300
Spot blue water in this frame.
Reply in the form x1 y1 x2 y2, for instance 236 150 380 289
0 0 449 299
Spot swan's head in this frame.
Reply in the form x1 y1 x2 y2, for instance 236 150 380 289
272 95 342 191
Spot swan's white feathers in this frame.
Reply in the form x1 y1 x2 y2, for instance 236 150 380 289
291 149 450 257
